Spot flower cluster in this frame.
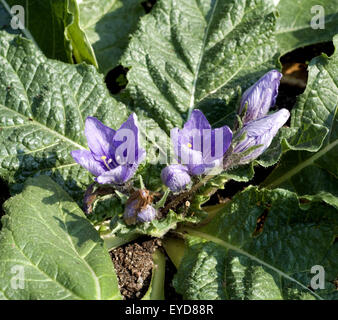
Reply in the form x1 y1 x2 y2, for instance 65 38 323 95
161 70 289 191
71 70 290 223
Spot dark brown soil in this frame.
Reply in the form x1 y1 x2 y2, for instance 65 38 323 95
110 238 162 299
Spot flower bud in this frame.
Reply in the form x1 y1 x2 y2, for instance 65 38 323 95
233 108 290 164
161 164 191 192
123 199 156 224
239 70 282 124
137 205 157 222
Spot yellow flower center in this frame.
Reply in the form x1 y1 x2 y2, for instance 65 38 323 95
101 156 111 170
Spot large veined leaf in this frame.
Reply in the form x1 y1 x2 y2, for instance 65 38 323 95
0 175 122 300
78 0 145 74
1 0 97 66
262 35 338 208
0 31 129 201
122 0 279 133
276 0 338 55
173 187 338 300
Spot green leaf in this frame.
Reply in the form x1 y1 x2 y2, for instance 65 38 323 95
122 0 279 133
88 193 124 225
262 35 338 207
174 187 338 300
1 0 97 66
78 0 145 74
2 0 72 62
66 0 98 67
0 31 129 201
276 0 338 55
163 237 186 270
141 249 166 300
0 175 122 300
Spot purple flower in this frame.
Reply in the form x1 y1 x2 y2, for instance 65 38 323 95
161 165 191 192
171 109 232 175
71 114 145 185
239 70 282 124
233 108 290 163
123 200 156 224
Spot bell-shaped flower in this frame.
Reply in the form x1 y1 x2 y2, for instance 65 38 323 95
233 108 290 164
239 70 282 124
71 114 145 185
161 164 191 192
170 109 232 176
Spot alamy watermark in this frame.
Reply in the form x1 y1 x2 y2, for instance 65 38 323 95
311 5 325 30
310 265 325 290
10 265 24 289
9 5 25 30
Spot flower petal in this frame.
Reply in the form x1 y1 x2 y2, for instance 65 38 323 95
96 165 136 184
71 149 105 176
202 125 233 163
84 117 116 158
112 113 146 165
171 127 204 167
184 109 211 131
239 70 282 124
234 108 290 163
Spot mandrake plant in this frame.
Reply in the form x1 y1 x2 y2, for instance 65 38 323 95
0 0 337 300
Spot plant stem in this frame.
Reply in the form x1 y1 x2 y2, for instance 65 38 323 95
163 173 216 213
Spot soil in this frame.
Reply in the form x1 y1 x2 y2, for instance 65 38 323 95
110 238 162 299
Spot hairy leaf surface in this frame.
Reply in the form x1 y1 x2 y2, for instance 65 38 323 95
276 0 338 54
0 31 128 200
1 0 97 66
0 175 121 300
122 0 279 132
78 0 145 74
174 187 338 300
